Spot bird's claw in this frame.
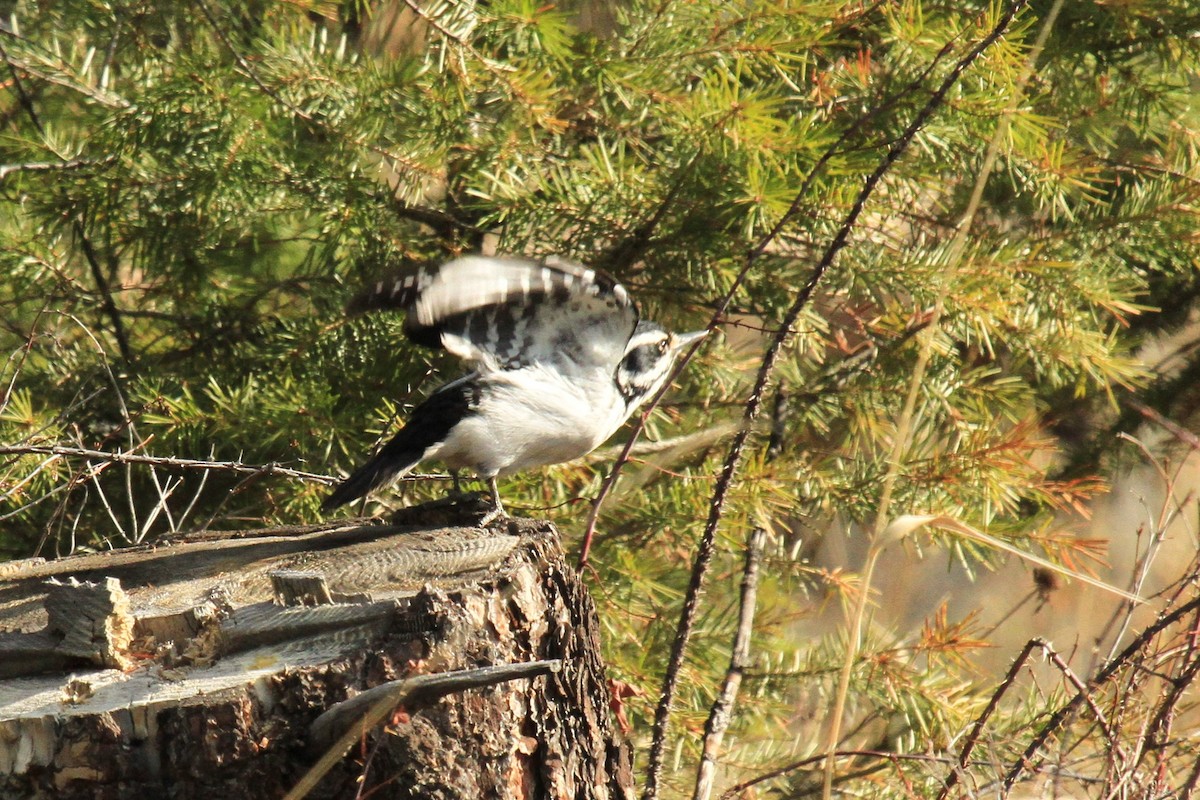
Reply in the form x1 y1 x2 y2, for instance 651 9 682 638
478 506 508 527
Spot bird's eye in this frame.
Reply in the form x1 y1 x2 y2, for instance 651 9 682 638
658 340 669 354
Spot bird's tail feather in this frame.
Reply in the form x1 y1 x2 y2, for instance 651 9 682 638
321 445 423 511
323 377 474 513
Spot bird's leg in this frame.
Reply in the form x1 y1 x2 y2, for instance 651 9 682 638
478 476 507 527
489 477 505 514
449 468 463 496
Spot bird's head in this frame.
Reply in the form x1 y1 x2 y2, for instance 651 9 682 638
615 321 708 408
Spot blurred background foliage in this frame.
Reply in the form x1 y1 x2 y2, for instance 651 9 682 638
3 0 1200 795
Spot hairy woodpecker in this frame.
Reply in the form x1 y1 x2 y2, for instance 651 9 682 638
322 254 706 517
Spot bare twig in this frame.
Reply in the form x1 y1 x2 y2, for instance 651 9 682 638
640 6 1027 796
719 748 967 800
1129 607 1200 781
1091 433 1182 675
1 458 100 524
139 473 182 539
1037 640 1127 769
284 660 561 800
1002 595 1200 792
1125 395 1200 451
937 639 1041 800
692 527 766 800
174 453 214 530
0 442 447 486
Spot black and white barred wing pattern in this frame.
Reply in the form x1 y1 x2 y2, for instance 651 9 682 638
350 255 640 373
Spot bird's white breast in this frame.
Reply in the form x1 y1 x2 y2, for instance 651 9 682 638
426 364 629 478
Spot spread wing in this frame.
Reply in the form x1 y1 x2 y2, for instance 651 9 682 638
349 255 640 373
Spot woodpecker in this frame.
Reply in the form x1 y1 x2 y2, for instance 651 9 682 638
322 255 706 518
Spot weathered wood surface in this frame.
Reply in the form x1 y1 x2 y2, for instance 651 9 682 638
0 508 634 799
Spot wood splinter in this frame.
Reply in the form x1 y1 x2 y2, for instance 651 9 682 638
270 570 335 606
43 576 133 670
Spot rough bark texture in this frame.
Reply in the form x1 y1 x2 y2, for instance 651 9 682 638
0 510 634 800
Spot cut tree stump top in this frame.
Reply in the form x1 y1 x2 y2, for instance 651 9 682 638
0 508 634 800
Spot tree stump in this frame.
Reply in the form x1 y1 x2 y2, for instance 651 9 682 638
0 509 634 799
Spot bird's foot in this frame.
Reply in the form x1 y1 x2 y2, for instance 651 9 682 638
477 477 508 528
478 504 508 528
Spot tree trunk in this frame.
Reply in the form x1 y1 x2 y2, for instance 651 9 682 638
0 509 634 799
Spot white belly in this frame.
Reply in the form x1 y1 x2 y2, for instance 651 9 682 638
426 366 628 478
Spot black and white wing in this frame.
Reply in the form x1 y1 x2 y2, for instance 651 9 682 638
350 255 640 373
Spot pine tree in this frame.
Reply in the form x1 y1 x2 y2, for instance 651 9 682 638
3 1 1200 796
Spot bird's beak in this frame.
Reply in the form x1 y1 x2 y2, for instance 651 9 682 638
672 330 709 350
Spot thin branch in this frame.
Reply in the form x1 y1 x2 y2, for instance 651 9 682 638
1088 433 1179 677
88 463 127 540
1037 640 1127 769
138 473 182 540
692 527 766 800
719 748 969 800
1130 607 1200 780
937 638 1042 800
1 457 104 526
0 158 96 179
640 5 1028 796
284 660 561 800
171 473 207 532
396 0 535 101
0 443 443 486
1003 595 1200 792
0 449 62 502
1125 395 1200 451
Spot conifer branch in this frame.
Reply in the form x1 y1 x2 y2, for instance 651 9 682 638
399 0 521 89
598 149 703 273
0 22 128 107
641 4 1028 796
3 2 1200 793
820 0 1045 791
720 749 969 799
194 0 442 182
579 15 960 565
193 0 315 124
0 36 134 366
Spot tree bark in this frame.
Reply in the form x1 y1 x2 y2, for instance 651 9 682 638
0 510 634 799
